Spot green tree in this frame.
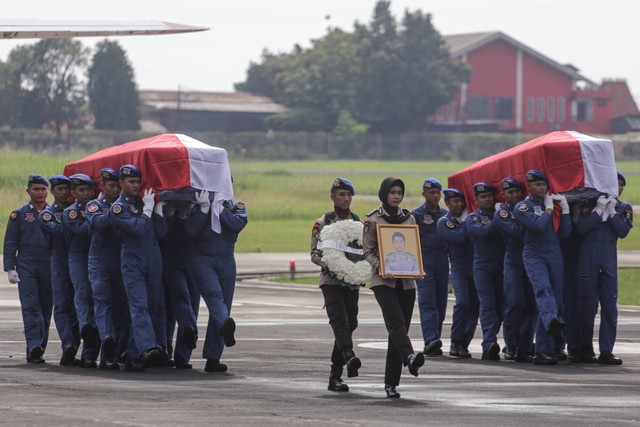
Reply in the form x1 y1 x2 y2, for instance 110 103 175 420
88 40 140 130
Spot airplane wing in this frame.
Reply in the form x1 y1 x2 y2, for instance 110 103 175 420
0 20 208 39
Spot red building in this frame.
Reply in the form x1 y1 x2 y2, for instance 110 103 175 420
430 32 639 134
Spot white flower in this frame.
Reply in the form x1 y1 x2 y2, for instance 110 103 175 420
318 220 370 286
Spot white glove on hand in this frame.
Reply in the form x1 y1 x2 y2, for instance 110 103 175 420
594 195 608 216
195 191 211 214
459 208 469 222
494 202 503 211
544 193 554 210
154 200 166 217
552 194 569 214
7 270 20 284
606 196 617 217
142 188 155 218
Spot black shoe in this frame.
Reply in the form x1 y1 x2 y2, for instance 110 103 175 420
459 345 472 359
580 349 598 364
548 317 564 348
385 384 400 398
406 352 425 377
98 361 120 370
220 317 236 347
482 343 501 361
59 345 79 366
503 346 517 361
423 339 443 357
554 349 568 361
567 349 582 363
27 347 45 364
328 377 349 392
184 326 198 350
175 363 193 370
515 351 533 363
205 359 228 372
533 352 558 365
81 324 99 346
81 359 98 368
345 356 361 378
101 336 117 359
449 342 461 357
124 359 146 372
598 351 623 366
140 348 162 368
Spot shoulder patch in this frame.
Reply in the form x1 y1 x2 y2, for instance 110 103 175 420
446 220 455 229
364 220 371 233
68 210 78 219
10 211 18 221
42 212 52 222
112 204 122 214
312 221 321 237
518 204 529 212
471 215 480 223
87 203 99 213
499 210 509 219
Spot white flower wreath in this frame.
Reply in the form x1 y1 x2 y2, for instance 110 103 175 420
317 219 370 287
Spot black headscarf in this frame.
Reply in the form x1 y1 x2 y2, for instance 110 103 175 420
378 177 410 224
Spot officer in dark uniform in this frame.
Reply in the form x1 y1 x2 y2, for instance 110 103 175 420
62 173 101 367
86 168 130 370
412 178 448 357
493 178 536 362
108 164 164 370
513 170 571 365
574 172 633 365
185 190 248 373
38 174 81 366
437 188 478 358
4 174 52 363
311 178 362 392
465 182 505 361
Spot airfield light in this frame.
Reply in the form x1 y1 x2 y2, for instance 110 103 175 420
289 260 296 280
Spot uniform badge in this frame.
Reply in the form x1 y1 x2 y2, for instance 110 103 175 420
481 215 490 224
42 212 52 221
580 205 590 215
533 206 543 216
10 211 17 221
364 220 371 233
446 220 455 229
423 216 434 225
25 212 35 222
130 205 139 215
112 204 122 214
499 210 509 219
236 202 245 210
471 215 480 223
518 204 529 212
88 203 99 213
68 210 78 219
312 221 321 237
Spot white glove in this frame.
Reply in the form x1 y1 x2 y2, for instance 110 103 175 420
97 192 104 200
459 208 468 222
142 188 155 218
195 191 210 214
594 195 608 216
7 270 20 284
154 200 166 217
494 202 503 211
551 194 569 214
544 193 554 210
606 196 617 217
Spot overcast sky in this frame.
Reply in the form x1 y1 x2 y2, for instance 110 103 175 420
2 1 638 102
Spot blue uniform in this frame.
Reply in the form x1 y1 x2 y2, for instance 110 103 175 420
561 224 581 355
4 202 53 358
38 202 80 353
513 196 571 354
437 213 478 349
493 203 536 355
109 193 165 359
86 196 130 360
466 208 505 351
575 198 633 353
412 204 449 345
186 202 247 361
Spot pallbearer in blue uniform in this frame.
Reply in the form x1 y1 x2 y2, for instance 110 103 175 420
108 164 164 371
186 190 248 372
4 174 52 363
86 168 130 370
62 173 101 367
412 178 448 356
574 172 633 365
513 170 571 365
38 175 81 366
437 188 478 358
465 182 505 361
493 178 536 362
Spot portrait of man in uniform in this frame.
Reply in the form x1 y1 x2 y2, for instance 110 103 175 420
377 224 424 278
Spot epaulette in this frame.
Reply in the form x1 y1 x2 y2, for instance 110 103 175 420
366 208 381 217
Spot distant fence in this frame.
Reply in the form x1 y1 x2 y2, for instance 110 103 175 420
2 128 640 161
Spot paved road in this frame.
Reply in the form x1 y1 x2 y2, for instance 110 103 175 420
1 263 640 425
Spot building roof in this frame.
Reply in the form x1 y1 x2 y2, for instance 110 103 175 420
600 79 639 117
442 31 595 86
139 90 288 114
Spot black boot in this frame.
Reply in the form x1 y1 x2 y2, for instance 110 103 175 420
343 349 361 378
328 365 349 392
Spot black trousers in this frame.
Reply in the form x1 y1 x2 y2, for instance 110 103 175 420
321 285 359 367
372 280 416 386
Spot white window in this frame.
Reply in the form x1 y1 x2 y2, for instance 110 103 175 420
537 96 545 122
557 97 565 122
547 97 555 122
527 96 535 122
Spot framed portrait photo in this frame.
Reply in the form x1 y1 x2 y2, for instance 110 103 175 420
376 224 424 278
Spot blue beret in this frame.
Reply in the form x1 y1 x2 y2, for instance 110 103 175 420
473 182 494 196
28 174 48 187
501 177 523 191
119 164 141 178
69 173 95 188
101 168 119 182
49 175 71 187
422 178 442 190
525 169 547 183
331 177 355 195
617 171 626 186
442 188 464 201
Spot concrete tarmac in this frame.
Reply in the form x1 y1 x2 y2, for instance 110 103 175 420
1 257 640 426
